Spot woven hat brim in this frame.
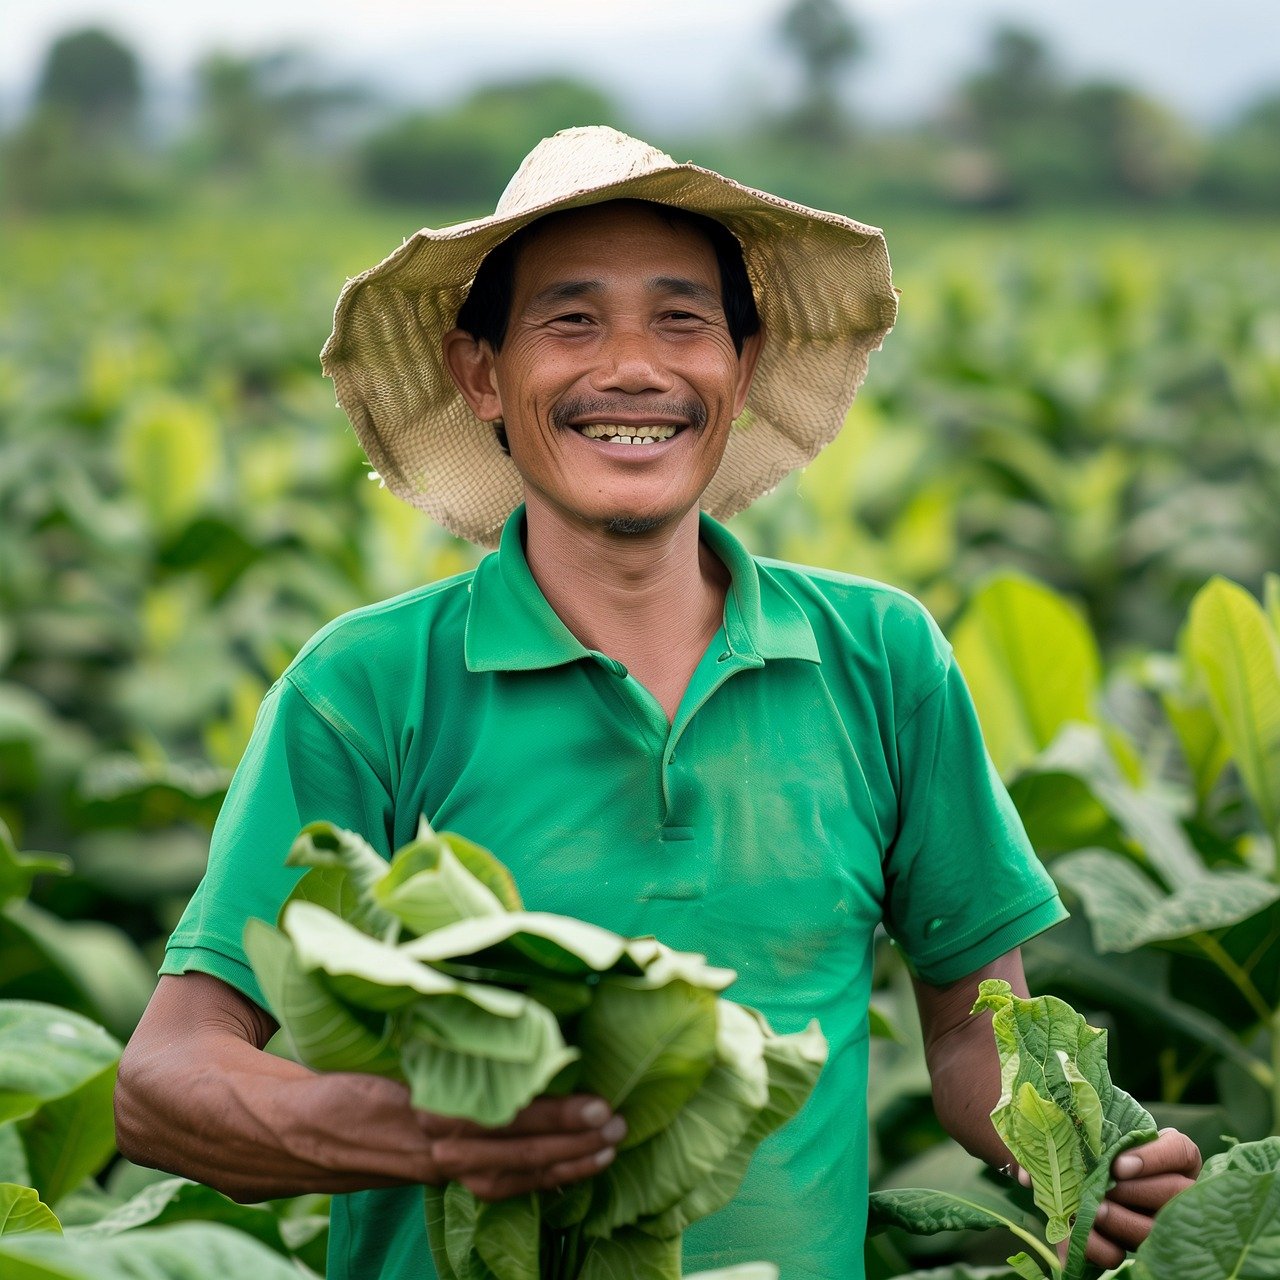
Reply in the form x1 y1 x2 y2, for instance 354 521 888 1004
321 160 898 547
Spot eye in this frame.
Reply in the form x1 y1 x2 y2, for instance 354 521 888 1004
551 312 593 326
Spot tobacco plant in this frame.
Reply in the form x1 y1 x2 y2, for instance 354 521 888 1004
244 820 827 1280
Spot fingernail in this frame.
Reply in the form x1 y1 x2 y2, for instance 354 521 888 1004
1017 1168 1031 1188
602 1116 627 1143
1114 1154 1143 1177
594 1146 616 1168
1095 1201 1110 1222
580 1100 609 1125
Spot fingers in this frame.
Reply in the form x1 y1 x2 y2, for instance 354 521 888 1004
432 1113 627 1201
1106 1171 1197 1212
1111 1128 1202 1180
1093 1197 1158 1254
414 1093 615 1141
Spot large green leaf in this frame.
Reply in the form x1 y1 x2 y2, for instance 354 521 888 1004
0 1003 120 1134
584 1004 770 1238
577 1228 681 1280
400 999 577 1127
280 901 522 1016
1186 576 1280 838
0 1185 60 1236
377 820 521 929
683 1268 778 1279
19 1059 117 1208
242 919 399 1076
1127 1137 1280 1278
576 977 719 1149
286 822 395 937
474 1194 539 1280
73 1176 324 1263
1054 847 1280 952
972 981 1158 1280
0 1220 311 1279
403 912 638 977
951 573 1101 778
867 1184 1015 1233
639 1016 827 1239
0 902 156 1040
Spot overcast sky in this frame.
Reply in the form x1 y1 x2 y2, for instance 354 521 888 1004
4 0 1278 130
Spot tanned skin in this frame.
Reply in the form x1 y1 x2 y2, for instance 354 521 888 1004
118 206 1198 1259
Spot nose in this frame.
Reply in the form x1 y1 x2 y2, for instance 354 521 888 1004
589 324 674 395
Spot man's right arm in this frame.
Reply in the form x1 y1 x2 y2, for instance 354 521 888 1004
115 971 623 1204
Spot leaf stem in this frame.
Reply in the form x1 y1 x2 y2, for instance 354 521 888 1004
1190 931 1272 1025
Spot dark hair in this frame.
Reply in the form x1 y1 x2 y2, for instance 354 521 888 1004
454 199 761 355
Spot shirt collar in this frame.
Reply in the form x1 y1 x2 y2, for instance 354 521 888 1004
464 505 820 673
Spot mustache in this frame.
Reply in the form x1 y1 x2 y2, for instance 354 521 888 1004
551 395 707 431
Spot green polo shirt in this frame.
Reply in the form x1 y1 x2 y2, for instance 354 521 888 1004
163 507 1065 1280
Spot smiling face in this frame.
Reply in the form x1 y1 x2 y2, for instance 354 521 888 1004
443 202 762 538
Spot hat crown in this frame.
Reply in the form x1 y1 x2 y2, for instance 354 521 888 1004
494 126 678 219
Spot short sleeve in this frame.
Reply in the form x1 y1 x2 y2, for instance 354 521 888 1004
161 674 394 1010
882 654 1067 985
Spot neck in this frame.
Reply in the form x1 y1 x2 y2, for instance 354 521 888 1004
522 497 729 719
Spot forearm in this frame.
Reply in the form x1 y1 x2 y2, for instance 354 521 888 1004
115 974 434 1201
923 1009 1012 1170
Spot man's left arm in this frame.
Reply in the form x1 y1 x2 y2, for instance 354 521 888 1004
913 948 1202 1269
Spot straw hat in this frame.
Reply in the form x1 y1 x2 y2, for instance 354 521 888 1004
321 125 898 547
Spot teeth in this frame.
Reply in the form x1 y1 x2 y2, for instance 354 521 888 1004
578 423 677 443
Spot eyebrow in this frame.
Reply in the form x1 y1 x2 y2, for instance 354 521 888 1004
525 276 722 312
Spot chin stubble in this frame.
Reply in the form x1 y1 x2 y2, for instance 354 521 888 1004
602 514 667 536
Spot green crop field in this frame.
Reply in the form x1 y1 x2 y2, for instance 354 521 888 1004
3 205 1280 1277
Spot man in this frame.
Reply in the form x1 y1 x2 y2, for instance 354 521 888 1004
116 127 1199 1278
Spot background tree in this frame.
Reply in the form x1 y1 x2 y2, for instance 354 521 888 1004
777 0 864 144
35 27 142 138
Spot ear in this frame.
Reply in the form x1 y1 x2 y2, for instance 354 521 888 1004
731 327 765 419
442 328 502 421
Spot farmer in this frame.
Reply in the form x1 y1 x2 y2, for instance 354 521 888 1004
116 127 1199 1278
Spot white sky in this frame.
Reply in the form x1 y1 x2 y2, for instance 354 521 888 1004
3 0 1278 129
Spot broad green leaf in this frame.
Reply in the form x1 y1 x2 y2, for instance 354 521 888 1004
578 1228 681 1279
243 919 399 1077
0 1220 309 1279
1160 686 1231 806
623 940 736 992
1032 725 1205 888
403 911 637 977
1201 1134 1280 1180
425 1186 461 1280
474 1194 539 1280
382 820 522 913
1005 1255 1048 1280
286 822 395 937
584 1008 771 1238
0 1185 60 1236
1002 1083 1086 1243
0 1004 120 1131
867 1186 1024 1235
400 999 577 1127
951 573 1100 778
576 977 720 1149
375 843 505 936
1054 848 1280 952
73 1176 317 1261
639 1017 826 1239
972 981 1158 1280
281 901 522 1015
1127 1136 1280 1279
1186 576 1280 838
118 393 219 532
444 1181 479 1280
0 822 69 909
20 1059 117 1207
1 902 156 1040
